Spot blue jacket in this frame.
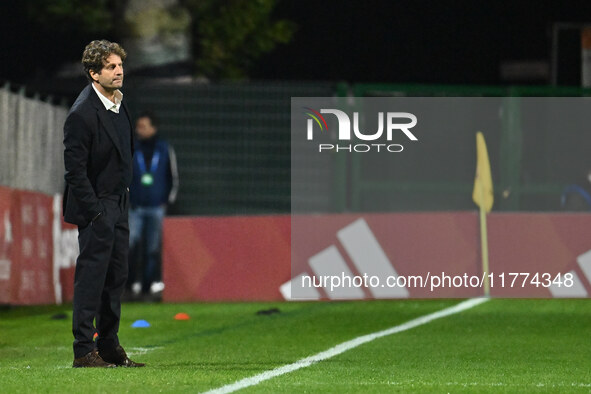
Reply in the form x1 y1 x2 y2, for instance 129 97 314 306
130 136 179 207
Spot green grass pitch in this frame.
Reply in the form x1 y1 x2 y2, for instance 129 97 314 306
0 299 589 393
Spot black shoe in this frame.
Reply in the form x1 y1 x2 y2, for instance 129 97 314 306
73 349 116 368
99 345 145 367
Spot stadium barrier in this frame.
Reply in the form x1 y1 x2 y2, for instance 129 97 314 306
0 186 56 304
165 213 591 301
2 185 591 304
162 215 291 301
0 186 78 305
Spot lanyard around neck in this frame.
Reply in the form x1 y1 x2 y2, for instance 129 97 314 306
136 150 160 174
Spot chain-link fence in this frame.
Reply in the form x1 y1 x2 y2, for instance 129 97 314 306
4 80 588 214
124 80 336 215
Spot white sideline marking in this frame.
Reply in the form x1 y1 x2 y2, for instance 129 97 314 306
203 297 489 394
126 346 162 357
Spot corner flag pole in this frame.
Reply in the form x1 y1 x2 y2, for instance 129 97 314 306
472 131 493 297
479 184 490 297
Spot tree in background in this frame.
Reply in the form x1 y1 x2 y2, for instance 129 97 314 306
13 0 294 82
0 0 121 84
182 0 296 80
25 0 119 35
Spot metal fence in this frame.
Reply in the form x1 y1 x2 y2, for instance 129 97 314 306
124 80 336 215
2 80 588 214
0 84 67 195
343 84 591 212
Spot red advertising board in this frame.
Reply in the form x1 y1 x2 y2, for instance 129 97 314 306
0 187 55 305
162 215 291 302
488 213 591 297
2 186 591 304
164 212 591 301
10 190 54 304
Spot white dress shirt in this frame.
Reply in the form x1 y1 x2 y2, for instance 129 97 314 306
91 83 123 113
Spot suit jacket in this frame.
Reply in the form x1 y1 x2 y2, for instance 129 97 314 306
63 84 134 226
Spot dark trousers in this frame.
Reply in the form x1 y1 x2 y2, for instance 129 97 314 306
72 192 129 359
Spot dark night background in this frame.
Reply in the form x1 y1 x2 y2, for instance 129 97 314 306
1 0 591 97
257 0 591 85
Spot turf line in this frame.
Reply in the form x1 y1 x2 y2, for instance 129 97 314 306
203 297 489 394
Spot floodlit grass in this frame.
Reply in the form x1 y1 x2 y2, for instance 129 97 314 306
0 299 589 393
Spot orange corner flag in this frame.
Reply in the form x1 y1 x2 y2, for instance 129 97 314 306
472 131 494 213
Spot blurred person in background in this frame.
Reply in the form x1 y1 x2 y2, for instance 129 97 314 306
560 169 591 211
127 111 179 301
63 40 144 368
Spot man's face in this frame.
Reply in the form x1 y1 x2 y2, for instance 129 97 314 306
90 54 123 91
136 117 157 140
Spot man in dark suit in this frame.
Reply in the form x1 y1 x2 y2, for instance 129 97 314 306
63 40 144 368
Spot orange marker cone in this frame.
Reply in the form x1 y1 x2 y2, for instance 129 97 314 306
174 313 190 320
